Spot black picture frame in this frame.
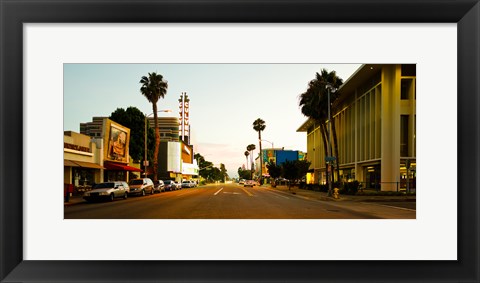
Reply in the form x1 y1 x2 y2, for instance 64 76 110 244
1 0 479 282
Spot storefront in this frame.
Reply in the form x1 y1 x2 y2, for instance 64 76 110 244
64 131 104 195
101 119 142 182
103 161 142 182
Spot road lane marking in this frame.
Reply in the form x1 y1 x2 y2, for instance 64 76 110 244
240 187 253 197
361 202 416 212
267 191 290 199
214 187 223 196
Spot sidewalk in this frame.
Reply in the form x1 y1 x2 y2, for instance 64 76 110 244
261 185 416 203
64 195 86 207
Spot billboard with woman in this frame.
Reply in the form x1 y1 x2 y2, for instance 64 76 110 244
104 119 130 163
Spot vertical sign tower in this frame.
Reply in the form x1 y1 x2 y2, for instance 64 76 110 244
178 92 190 144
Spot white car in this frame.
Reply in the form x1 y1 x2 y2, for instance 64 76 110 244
182 180 192 188
83 181 128 202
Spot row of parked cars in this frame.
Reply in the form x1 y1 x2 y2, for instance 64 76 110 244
83 178 197 202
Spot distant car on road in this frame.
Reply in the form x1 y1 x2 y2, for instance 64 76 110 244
83 181 128 202
163 180 177 191
128 178 154 196
239 179 246 185
154 180 164 193
244 180 256 187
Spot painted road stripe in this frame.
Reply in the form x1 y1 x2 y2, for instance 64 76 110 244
362 202 416 212
267 191 290 199
214 187 223 196
240 187 253 197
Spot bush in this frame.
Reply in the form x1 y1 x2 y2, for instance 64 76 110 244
340 180 360 195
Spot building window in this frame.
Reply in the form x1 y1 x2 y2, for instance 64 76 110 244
401 79 413 100
401 115 409 157
401 64 416 76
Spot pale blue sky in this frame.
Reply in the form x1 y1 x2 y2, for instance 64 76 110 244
64 64 360 177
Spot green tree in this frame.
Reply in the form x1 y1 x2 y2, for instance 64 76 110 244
266 161 282 187
219 163 228 182
238 166 250 180
298 69 343 196
281 160 311 190
109 107 154 163
140 72 168 182
253 118 266 178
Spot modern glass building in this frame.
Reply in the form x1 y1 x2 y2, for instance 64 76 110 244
297 64 416 192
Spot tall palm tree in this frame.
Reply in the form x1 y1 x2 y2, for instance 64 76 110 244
253 118 266 179
140 72 168 182
298 69 343 196
247 144 256 174
244 151 250 170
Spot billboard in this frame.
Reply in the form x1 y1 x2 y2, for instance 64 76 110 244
276 150 299 165
263 149 276 164
167 142 182 173
104 119 130 163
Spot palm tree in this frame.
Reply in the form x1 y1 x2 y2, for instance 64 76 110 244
244 151 250 170
247 144 256 176
298 69 343 196
140 72 168 182
253 118 266 179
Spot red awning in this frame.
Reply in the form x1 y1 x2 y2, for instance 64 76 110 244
104 162 143 172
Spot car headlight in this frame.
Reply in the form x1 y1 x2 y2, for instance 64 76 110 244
100 192 109 196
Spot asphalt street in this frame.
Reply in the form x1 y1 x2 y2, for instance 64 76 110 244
65 183 416 219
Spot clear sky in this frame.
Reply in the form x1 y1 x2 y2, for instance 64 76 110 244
64 63 360 178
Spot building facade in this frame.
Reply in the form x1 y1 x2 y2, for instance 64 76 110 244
64 131 104 195
255 149 306 177
75 118 142 186
147 116 180 142
147 116 198 182
80 116 105 138
297 64 416 191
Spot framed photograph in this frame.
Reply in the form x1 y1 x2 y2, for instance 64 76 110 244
1 0 479 282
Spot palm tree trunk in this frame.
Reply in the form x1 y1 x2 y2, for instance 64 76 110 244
258 132 262 181
152 103 160 182
332 118 340 184
319 123 330 193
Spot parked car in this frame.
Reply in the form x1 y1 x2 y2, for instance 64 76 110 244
175 181 182 189
163 180 177 191
244 180 256 187
190 180 197 188
120 181 130 193
128 178 154 196
154 180 164 193
182 180 195 188
83 181 128 202
239 179 246 185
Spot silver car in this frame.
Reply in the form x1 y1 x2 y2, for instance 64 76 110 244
163 180 177 191
128 178 154 196
154 180 165 193
83 181 128 202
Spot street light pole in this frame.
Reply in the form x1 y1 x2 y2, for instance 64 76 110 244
144 110 172 179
